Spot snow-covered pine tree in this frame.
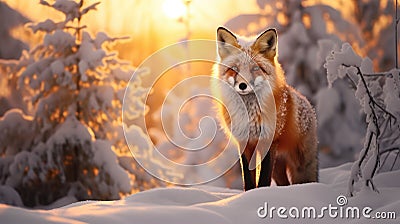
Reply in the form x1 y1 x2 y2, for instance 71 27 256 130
353 0 396 72
0 1 30 60
0 2 30 116
0 0 151 207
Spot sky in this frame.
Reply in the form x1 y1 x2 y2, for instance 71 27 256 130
4 0 260 66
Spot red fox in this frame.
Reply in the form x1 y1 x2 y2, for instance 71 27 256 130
212 27 318 191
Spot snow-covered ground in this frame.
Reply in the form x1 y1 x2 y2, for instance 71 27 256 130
1 162 398 224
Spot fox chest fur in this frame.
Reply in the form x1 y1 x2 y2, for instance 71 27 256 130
220 89 276 142
240 94 263 138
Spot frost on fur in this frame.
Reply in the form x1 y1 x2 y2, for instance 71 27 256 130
324 43 400 196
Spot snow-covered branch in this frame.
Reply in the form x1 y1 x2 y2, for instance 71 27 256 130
325 43 400 196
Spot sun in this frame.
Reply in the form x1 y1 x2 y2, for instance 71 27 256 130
162 0 187 19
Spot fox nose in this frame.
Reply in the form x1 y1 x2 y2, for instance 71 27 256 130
238 82 247 90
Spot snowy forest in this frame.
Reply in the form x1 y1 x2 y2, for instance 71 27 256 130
0 0 399 223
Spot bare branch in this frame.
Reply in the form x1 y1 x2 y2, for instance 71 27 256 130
345 73 357 89
364 73 392 77
380 147 400 155
391 150 400 171
342 64 398 123
341 63 400 195
39 0 51 7
379 149 392 172
64 25 87 31
357 131 374 178
81 2 101 16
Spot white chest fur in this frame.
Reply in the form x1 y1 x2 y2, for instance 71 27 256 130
219 84 276 141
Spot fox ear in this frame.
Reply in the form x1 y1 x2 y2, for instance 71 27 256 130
252 28 277 60
217 27 240 59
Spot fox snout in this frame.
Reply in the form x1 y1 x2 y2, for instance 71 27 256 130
227 75 264 95
238 82 248 91
235 80 252 95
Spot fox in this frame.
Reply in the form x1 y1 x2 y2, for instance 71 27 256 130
212 27 318 191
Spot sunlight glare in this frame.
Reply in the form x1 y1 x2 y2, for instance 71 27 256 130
163 0 186 19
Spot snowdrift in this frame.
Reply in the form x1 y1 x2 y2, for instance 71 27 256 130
1 163 399 224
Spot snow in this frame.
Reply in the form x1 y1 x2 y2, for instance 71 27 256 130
383 72 400 116
50 60 64 75
29 19 65 34
44 30 76 52
92 140 131 193
317 39 338 70
0 109 34 156
325 43 363 88
124 125 151 153
78 60 89 81
78 35 106 69
48 115 94 145
0 163 399 223
51 0 80 22
0 185 23 207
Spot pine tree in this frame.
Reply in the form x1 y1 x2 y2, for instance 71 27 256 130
0 0 150 207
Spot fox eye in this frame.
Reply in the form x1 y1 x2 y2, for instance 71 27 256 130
230 66 239 72
252 66 260 71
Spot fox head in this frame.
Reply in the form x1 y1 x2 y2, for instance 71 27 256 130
215 27 286 96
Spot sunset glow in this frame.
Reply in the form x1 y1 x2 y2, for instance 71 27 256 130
162 0 187 19
1 1 400 218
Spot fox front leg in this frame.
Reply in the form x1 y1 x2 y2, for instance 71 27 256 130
238 140 256 191
257 150 272 187
256 139 274 187
240 154 256 191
